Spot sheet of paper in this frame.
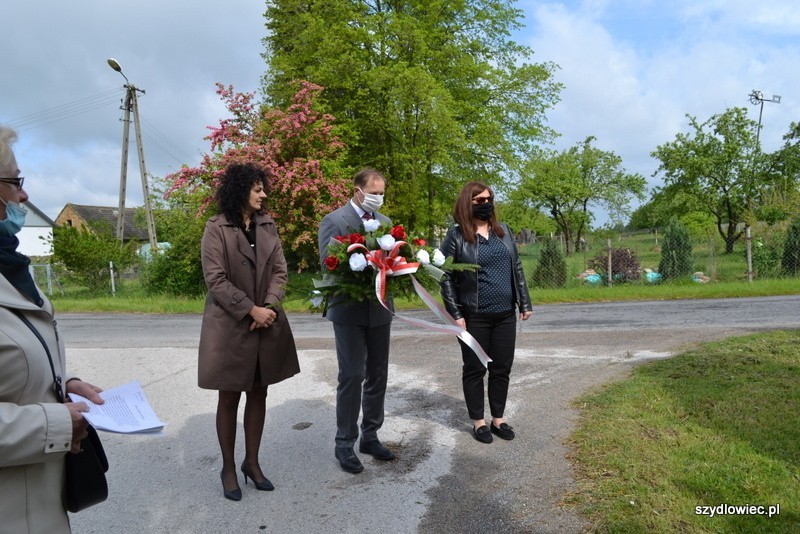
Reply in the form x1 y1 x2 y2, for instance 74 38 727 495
70 380 165 434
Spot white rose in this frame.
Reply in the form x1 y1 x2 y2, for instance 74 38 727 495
376 234 396 251
432 249 446 266
348 252 368 272
309 290 325 308
363 219 381 232
415 249 431 264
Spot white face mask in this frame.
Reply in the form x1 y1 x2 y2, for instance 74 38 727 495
358 188 384 213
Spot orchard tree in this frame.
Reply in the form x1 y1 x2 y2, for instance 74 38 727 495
262 0 562 237
760 121 800 224
652 107 765 253
628 183 704 231
514 137 646 254
166 81 351 271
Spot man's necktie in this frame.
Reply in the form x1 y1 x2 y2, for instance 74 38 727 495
362 212 374 221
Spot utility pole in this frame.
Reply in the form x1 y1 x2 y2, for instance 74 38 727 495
107 58 158 250
745 90 781 283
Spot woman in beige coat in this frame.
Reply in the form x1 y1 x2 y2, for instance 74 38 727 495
198 163 299 501
0 125 104 532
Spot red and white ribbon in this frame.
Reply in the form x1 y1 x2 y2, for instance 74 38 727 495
347 241 492 367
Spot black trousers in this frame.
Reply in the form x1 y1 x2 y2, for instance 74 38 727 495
460 312 517 421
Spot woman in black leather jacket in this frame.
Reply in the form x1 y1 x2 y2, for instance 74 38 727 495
440 181 533 443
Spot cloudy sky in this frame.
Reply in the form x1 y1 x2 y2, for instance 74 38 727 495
2 0 798 224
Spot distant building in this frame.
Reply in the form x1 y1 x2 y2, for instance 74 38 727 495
54 203 149 243
19 201 56 257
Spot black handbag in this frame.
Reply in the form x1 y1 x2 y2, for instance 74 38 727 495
13 310 109 512
63 425 109 512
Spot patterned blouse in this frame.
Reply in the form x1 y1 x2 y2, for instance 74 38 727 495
476 232 514 314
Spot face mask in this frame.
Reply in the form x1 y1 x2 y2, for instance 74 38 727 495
472 202 494 221
0 198 27 237
359 189 384 213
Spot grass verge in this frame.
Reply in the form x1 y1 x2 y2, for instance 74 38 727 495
49 276 800 313
567 330 800 532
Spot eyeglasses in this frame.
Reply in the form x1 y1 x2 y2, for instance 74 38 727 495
472 195 493 204
0 177 24 191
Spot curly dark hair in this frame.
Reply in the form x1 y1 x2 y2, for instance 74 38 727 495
215 163 270 229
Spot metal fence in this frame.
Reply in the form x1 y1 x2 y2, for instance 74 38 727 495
30 263 64 296
522 224 800 289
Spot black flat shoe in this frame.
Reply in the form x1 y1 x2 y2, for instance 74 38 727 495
359 439 396 461
241 463 274 491
472 424 493 444
335 447 364 474
220 470 242 501
490 422 515 441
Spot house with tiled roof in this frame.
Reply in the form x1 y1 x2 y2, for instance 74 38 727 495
54 203 149 243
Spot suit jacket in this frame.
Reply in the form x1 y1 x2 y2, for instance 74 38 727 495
0 275 73 533
198 213 300 391
318 202 394 326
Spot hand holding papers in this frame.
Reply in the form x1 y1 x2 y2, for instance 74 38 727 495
70 381 165 434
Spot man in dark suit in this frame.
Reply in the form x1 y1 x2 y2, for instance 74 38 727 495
318 168 395 474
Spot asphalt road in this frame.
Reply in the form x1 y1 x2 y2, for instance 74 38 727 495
62 295 800 533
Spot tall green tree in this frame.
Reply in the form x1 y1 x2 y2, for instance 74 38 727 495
651 107 766 253
262 0 562 237
514 137 646 254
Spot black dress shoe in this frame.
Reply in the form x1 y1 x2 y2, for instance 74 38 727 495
472 424 493 443
359 439 396 461
220 470 242 501
334 447 364 474
490 422 515 441
241 463 275 491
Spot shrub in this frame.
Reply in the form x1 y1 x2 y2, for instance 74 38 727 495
51 223 138 292
587 247 641 284
531 238 567 288
782 217 800 276
748 235 783 278
658 218 693 279
139 191 209 297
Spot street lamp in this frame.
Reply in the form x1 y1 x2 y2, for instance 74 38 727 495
107 58 158 250
749 90 781 152
745 90 781 282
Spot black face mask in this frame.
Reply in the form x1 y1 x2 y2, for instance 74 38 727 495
472 202 494 221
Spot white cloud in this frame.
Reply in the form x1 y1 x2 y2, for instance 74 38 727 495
1 0 267 219
3 0 799 229
521 0 800 202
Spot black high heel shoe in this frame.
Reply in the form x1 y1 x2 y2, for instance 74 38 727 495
220 470 242 501
240 463 274 491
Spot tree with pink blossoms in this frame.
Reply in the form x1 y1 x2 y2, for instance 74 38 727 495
165 81 351 271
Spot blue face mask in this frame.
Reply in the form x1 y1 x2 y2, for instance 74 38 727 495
0 198 27 237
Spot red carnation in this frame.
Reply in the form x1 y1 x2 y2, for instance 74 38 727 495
334 235 349 243
348 232 366 245
413 238 427 246
323 256 340 271
390 225 407 240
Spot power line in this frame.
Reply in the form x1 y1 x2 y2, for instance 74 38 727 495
7 89 124 131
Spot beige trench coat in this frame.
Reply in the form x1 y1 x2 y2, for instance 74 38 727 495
198 213 300 390
0 275 74 534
